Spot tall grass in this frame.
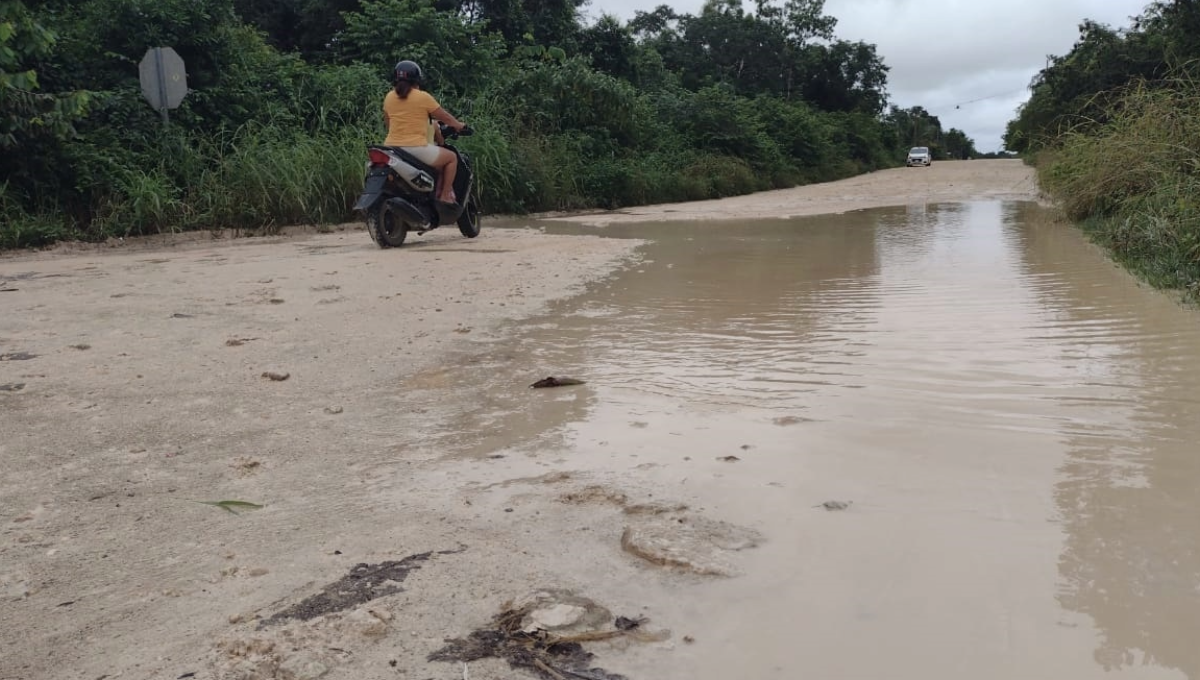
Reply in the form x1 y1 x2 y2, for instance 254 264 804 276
183 123 370 232
1 123 375 248
0 183 78 249
1036 73 1200 301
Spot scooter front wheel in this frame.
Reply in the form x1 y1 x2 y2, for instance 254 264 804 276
457 196 481 239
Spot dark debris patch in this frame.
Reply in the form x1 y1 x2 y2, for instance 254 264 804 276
614 616 645 631
431 603 663 680
431 631 628 680
0 352 38 361
530 377 586 388
259 552 430 628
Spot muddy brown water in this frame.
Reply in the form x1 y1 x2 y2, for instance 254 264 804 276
441 200 1200 679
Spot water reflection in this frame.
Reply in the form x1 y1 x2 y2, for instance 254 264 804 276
1012 204 1200 677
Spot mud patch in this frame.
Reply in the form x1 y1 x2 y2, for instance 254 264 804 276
300 245 347 254
559 485 628 507
0 383 26 392
430 590 668 680
558 485 688 516
622 502 689 516
485 471 574 490
0 352 38 361
771 415 812 426
231 458 263 477
260 553 429 627
620 515 762 576
0 271 70 282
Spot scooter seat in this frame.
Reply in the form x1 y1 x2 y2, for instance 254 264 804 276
368 145 439 178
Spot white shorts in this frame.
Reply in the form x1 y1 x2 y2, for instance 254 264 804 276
398 145 442 165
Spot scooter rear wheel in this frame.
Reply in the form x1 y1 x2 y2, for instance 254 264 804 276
366 202 408 248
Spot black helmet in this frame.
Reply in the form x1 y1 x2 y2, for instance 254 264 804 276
394 60 422 84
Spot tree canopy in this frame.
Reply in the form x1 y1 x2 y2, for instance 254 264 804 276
1005 1 1200 153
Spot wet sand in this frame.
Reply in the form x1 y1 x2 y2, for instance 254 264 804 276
5 160 1200 680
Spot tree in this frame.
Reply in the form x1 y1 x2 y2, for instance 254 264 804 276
886 105 943 155
942 128 977 159
0 0 89 150
579 14 636 81
798 40 888 114
1003 2 1200 152
337 0 506 98
668 0 791 94
0 0 89 202
627 0 886 110
629 4 680 41
434 0 583 49
233 0 361 59
779 0 836 42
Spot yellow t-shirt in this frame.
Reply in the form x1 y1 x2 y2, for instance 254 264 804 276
383 89 439 147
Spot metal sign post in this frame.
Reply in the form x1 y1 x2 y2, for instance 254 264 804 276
139 47 188 124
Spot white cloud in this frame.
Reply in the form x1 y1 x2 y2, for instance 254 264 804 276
585 0 1152 151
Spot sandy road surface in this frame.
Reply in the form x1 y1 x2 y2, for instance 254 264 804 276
1 160 1038 680
553 159 1040 224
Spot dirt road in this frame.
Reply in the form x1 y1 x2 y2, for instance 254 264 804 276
554 159 1040 224
1 160 1038 680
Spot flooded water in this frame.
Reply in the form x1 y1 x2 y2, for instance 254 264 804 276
456 201 1200 679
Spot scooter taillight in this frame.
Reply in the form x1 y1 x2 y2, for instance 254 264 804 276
368 149 391 166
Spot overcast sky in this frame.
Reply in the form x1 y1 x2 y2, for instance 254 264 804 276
584 0 1152 152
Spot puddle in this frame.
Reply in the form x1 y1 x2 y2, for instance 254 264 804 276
437 201 1200 679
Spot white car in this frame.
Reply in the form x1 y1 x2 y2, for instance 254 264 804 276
906 147 932 167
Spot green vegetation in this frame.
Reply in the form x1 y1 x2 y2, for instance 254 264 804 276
1 0 972 248
1006 1 1200 301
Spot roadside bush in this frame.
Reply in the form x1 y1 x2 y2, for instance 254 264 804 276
1037 77 1200 300
0 184 75 249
